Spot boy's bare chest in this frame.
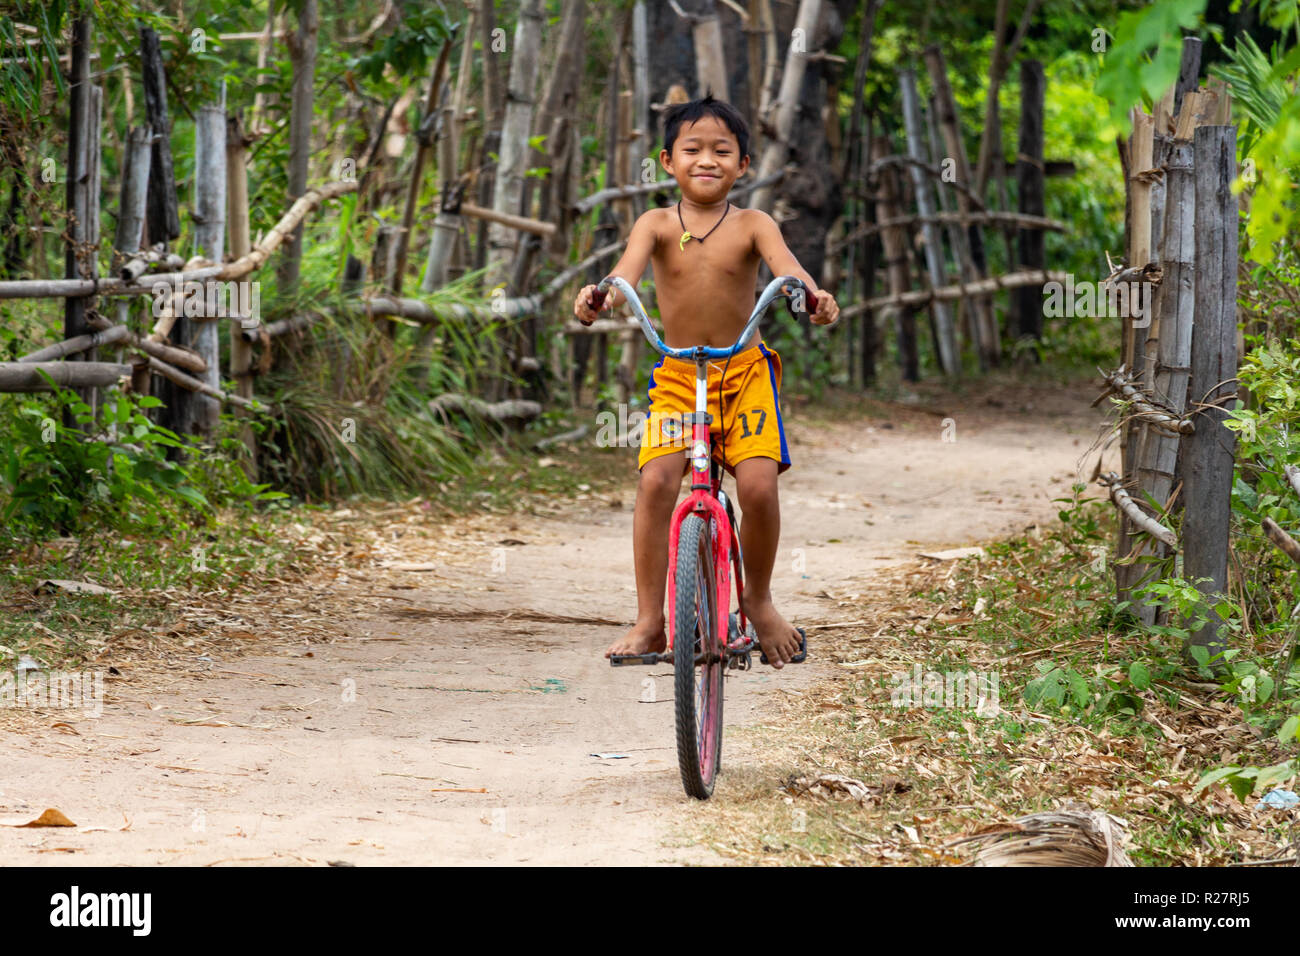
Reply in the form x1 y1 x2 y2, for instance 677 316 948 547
650 216 758 286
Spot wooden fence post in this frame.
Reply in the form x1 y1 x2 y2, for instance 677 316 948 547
63 14 96 421
139 26 180 245
1183 124 1239 661
1128 138 1195 624
871 129 919 382
186 102 227 438
924 45 1000 369
227 113 256 474
1013 59 1045 342
899 68 958 376
113 127 153 327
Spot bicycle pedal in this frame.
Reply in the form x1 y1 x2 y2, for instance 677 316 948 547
610 651 669 667
759 626 808 666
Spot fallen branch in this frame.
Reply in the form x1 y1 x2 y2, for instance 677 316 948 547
1263 517 1300 565
427 393 541 426
534 424 589 450
1099 471 1177 548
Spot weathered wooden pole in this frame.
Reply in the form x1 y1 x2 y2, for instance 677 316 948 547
871 128 919 382
1182 124 1238 662
139 25 180 246
1129 138 1194 624
63 13 96 418
185 102 227 437
749 0 821 213
486 0 543 291
899 69 958 376
227 113 257 473
924 44 999 368
1013 59 1045 342
394 39 452 296
278 0 317 292
688 0 728 100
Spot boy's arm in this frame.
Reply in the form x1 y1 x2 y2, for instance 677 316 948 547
574 211 657 323
752 211 838 324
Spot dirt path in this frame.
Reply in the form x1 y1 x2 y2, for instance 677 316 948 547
0 382 1108 865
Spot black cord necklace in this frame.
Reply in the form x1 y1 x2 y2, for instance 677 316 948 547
677 200 731 251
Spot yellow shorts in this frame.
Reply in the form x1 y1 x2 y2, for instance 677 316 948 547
638 341 790 474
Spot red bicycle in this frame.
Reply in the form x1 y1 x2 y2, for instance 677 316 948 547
592 274 812 799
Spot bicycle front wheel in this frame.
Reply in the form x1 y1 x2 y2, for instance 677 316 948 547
673 513 724 799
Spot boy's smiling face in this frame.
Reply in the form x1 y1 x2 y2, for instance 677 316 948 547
660 114 749 204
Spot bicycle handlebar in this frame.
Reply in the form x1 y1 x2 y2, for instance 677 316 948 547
586 275 819 361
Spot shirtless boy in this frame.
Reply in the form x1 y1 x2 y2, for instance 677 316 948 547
573 94 839 669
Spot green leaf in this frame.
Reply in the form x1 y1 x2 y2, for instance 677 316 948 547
1129 661 1151 690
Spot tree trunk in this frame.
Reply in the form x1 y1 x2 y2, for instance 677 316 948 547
871 129 918 382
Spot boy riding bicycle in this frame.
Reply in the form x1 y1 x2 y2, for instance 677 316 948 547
573 95 839 669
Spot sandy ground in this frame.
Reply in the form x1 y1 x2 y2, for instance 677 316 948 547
0 381 1109 865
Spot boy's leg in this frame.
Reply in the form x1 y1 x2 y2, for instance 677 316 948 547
733 456 802 668
605 452 686 657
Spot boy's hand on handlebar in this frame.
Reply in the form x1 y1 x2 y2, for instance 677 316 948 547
808 289 839 326
574 284 609 326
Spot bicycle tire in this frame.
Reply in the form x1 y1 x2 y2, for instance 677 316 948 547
673 513 724 799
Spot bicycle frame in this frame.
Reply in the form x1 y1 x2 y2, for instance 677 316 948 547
593 274 812 659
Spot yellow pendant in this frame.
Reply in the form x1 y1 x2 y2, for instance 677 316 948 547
679 231 692 251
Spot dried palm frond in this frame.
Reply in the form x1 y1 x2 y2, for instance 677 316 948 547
948 802 1135 867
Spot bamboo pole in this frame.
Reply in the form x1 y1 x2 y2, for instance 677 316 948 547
393 37 453 296
139 25 180 243
871 129 918 382
19 325 131 362
180 102 228 437
925 43 999 368
279 0 318 292
749 0 821 212
832 211 1065 250
690 0 728 100
899 69 958 376
112 126 153 336
840 268 1069 319
63 14 95 419
227 112 257 473
0 362 131 391
486 0 544 291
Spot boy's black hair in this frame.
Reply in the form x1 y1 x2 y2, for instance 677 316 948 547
662 93 751 160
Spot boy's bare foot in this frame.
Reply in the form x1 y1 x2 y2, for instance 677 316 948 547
605 617 667 658
742 595 801 669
